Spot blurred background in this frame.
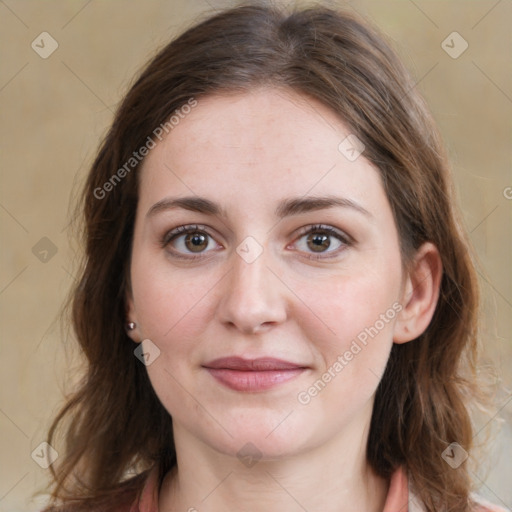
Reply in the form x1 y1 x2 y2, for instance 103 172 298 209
0 1 510 510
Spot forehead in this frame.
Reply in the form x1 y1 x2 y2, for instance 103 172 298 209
138 87 385 215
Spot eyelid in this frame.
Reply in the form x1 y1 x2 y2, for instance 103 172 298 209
293 224 352 244
289 224 352 260
161 223 352 260
161 224 222 260
161 223 214 246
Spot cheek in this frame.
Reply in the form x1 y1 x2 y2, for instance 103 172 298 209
292 274 400 429
130 262 221 416
131 258 221 342
295 266 401 345
290 265 401 399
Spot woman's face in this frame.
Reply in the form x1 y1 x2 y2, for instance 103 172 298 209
127 87 408 459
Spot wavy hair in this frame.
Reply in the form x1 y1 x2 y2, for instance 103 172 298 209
43 2 486 511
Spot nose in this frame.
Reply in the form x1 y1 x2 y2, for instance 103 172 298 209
216 246 288 334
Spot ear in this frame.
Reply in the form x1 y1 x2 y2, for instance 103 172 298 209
125 284 142 343
393 242 443 344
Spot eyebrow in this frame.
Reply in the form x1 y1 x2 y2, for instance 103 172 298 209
146 194 372 219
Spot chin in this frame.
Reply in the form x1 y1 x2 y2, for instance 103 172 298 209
213 431 308 462
195 407 323 462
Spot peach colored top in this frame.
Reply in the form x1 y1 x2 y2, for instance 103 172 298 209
127 465 509 512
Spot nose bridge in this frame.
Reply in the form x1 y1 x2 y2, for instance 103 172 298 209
217 244 286 333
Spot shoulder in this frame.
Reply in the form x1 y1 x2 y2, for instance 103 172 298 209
123 465 161 512
404 469 510 512
470 493 511 512
39 469 155 512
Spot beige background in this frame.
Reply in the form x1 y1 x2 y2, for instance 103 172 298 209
0 1 510 511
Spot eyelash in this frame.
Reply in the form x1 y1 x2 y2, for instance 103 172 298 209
160 224 352 261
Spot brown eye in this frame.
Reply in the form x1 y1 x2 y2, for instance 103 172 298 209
293 225 350 259
162 225 218 259
306 232 331 252
184 232 209 252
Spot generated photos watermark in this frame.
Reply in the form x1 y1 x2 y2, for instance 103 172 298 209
94 97 198 200
297 302 403 405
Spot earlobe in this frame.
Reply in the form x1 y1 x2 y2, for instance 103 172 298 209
125 291 141 343
393 242 443 344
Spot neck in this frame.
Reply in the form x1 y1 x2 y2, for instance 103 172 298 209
159 404 389 512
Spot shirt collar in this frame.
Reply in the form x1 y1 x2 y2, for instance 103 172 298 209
132 465 412 512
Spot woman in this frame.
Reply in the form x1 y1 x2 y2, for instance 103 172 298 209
42 2 508 511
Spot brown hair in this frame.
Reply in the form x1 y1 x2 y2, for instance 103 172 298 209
43 2 485 511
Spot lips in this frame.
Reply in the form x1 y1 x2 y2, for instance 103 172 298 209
202 357 308 392
204 357 305 371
